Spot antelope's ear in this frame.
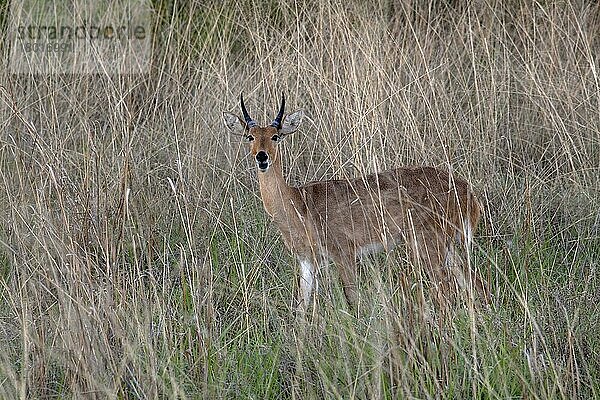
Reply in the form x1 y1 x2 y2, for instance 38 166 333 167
222 112 246 135
279 110 304 135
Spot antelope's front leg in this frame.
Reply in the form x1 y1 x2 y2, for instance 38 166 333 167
297 257 316 309
329 249 358 308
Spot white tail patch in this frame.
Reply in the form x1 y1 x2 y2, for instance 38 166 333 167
463 216 474 251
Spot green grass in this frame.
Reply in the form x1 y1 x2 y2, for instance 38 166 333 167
1 0 599 398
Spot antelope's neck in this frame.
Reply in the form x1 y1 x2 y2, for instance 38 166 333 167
257 156 302 222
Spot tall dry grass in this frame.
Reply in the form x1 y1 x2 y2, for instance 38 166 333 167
0 0 599 398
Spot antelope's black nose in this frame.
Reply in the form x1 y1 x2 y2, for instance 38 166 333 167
256 151 268 163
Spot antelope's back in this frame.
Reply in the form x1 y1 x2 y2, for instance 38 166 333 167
298 166 480 245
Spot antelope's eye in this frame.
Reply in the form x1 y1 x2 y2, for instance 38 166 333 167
271 134 280 142
246 135 254 142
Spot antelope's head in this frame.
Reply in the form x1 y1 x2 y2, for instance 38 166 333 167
223 94 304 173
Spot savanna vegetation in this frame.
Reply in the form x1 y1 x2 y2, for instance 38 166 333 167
0 0 599 398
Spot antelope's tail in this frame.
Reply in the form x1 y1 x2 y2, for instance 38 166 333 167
462 191 482 251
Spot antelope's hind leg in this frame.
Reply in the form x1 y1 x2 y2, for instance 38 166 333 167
445 231 490 304
409 224 455 309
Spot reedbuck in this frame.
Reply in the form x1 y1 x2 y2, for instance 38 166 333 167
223 94 488 310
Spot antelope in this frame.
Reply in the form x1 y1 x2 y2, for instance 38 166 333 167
223 94 488 310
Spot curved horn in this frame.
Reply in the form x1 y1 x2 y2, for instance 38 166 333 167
240 94 257 128
270 93 286 128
